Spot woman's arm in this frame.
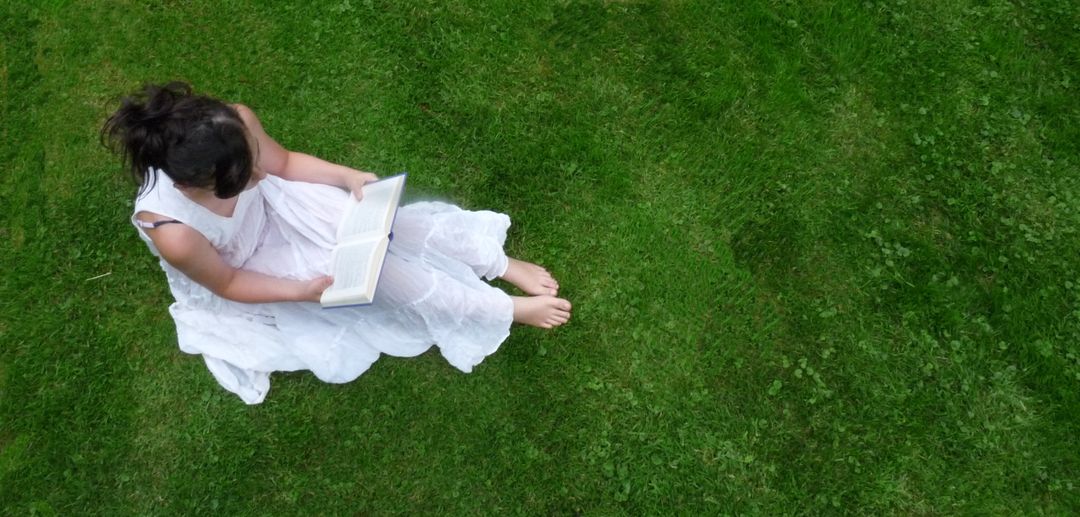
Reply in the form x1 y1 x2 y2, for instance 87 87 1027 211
234 104 377 197
138 212 331 303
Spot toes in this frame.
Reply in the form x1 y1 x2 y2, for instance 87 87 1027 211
549 309 570 321
551 314 570 326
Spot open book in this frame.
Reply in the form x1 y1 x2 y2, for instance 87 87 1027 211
319 173 407 308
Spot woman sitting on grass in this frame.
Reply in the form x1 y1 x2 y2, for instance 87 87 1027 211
103 82 571 404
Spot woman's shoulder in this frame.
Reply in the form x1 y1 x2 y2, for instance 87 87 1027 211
138 217 216 269
231 103 259 127
133 210 175 227
230 103 271 144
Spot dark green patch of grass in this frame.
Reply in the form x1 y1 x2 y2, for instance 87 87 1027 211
2 0 1079 514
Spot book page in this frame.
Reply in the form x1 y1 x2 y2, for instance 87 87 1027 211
337 175 406 242
320 236 392 307
327 238 378 292
320 239 379 307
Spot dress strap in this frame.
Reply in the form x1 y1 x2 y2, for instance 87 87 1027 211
135 219 184 229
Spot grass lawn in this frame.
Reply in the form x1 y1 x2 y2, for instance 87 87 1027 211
2 0 1078 513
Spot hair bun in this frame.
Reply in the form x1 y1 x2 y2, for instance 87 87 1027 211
102 81 197 188
137 82 192 127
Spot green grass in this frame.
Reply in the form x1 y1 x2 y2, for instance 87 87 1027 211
2 0 1079 513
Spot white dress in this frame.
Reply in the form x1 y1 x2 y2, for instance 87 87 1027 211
132 170 515 404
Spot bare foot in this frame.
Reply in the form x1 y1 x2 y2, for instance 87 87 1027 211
512 295 572 329
502 258 560 296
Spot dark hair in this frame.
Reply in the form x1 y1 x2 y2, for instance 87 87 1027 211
101 82 252 199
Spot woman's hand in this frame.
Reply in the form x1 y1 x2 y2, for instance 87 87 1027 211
298 275 335 302
344 171 379 200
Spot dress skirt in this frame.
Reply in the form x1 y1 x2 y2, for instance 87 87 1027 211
160 176 515 404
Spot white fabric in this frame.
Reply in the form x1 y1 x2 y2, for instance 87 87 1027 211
132 170 514 404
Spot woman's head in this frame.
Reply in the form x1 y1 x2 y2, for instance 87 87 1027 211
102 82 253 198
